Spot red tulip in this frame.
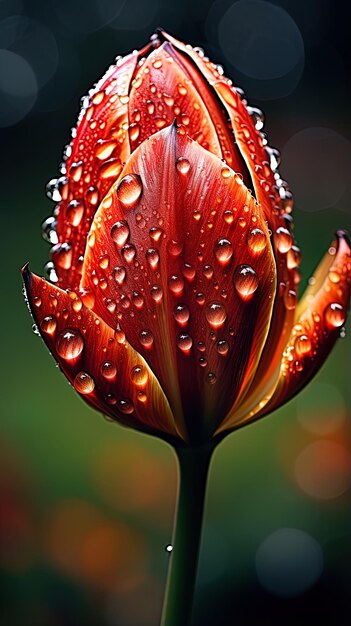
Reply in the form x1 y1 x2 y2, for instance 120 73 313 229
23 29 351 626
23 30 351 445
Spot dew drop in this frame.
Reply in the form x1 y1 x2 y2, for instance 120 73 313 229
74 371 95 394
113 266 127 285
139 329 154 348
174 304 190 326
221 166 231 179
177 333 193 352
295 334 312 357
66 200 84 227
217 339 229 355
131 365 148 386
324 302 345 328
223 210 234 224
151 285 163 302
176 157 191 174
167 240 183 257
275 227 293 253
132 291 144 309
168 274 184 296
203 264 214 279
101 361 117 379
247 228 266 253
56 328 84 360
287 245 301 269
116 174 142 208
41 216 58 244
110 220 130 247
95 139 117 160
328 270 340 284
51 243 72 270
146 247 160 270
215 238 233 264
205 301 227 328
182 263 196 281
284 287 297 310
206 372 217 385
118 398 135 414
234 265 259 298
122 243 136 263
149 227 163 242
40 315 57 335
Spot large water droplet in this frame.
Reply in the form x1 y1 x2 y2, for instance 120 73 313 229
247 228 266 253
287 245 301 270
122 243 136 263
275 227 293 254
74 371 95 394
215 238 233 264
234 265 259 298
205 301 227 328
118 398 135 414
151 284 163 302
56 328 84 360
112 266 127 285
51 243 72 270
116 174 142 208
324 302 345 328
101 361 117 379
110 220 130 247
217 339 229 355
284 287 297 310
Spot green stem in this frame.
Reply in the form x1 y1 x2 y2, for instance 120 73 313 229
161 443 215 626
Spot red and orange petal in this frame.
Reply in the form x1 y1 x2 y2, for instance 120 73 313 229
158 30 299 394
220 231 351 433
52 52 140 291
80 124 276 442
23 266 181 443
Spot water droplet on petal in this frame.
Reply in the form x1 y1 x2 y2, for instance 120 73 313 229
139 329 154 348
206 372 217 385
110 220 130 247
234 265 259 298
174 304 190 326
275 227 293 253
149 227 163 242
41 216 58 244
131 365 148 385
168 274 184 296
215 238 233 264
113 266 127 285
56 328 84 360
324 302 345 328
122 243 136 263
51 243 72 270
217 339 229 355
74 371 95 394
66 200 84 227
176 157 190 174
205 301 227 328
116 174 142 208
146 247 160 270
177 333 193 353
247 228 266 253
101 361 117 379
167 240 183 257
118 398 134 414
40 315 57 335
224 210 234 224
295 334 312 356
287 245 301 269
151 285 163 302
284 287 297 310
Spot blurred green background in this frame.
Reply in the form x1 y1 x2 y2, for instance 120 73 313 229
1 0 351 624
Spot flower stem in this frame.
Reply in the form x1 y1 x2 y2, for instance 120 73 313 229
161 443 215 626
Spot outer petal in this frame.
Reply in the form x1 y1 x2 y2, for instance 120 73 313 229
219 231 351 432
49 52 140 290
23 266 181 443
158 30 299 421
80 124 276 444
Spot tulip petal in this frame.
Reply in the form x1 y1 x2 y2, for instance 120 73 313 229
128 41 250 181
80 124 276 443
158 30 299 403
51 52 140 290
22 266 181 443
218 231 351 432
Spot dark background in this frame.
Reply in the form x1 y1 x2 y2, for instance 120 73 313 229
1 0 351 624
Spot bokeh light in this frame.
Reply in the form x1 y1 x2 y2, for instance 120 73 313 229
255 528 323 597
294 440 351 500
296 382 346 434
0 48 37 126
